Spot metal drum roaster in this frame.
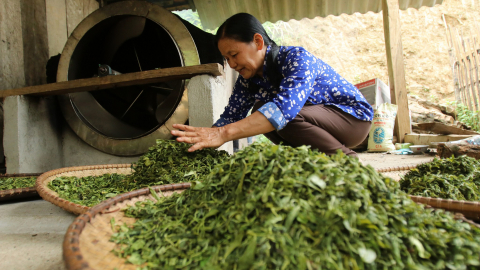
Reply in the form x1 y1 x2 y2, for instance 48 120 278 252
55 1 222 156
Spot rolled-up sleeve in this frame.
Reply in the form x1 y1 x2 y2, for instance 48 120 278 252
213 78 255 127
257 102 286 130
259 48 320 130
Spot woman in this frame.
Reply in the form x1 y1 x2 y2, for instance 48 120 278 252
171 13 373 158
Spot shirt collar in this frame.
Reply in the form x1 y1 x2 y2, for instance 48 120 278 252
251 45 272 84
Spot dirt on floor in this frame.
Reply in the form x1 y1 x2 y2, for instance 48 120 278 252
358 151 435 169
358 151 436 181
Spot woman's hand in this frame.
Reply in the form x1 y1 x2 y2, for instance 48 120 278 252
171 112 275 152
171 124 227 152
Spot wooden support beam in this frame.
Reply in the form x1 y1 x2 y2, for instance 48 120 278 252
438 141 480 159
20 0 49 87
0 63 224 98
382 0 410 143
415 122 479 136
404 134 474 146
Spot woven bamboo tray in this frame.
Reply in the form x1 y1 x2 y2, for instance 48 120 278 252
63 183 190 270
36 164 133 215
410 196 480 220
63 181 480 270
0 173 42 202
376 164 480 220
376 165 418 181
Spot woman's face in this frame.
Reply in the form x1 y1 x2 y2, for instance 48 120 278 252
218 34 265 79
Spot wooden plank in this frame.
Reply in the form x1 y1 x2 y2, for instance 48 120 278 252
415 122 479 135
457 29 474 110
20 0 49 87
382 0 410 143
444 21 461 103
471 35 480 110
438 143 480 159
0 0 26 90
451 27 468 106
463 33 479 110
404 134 474 146
0 63 224 98
474 21 480 112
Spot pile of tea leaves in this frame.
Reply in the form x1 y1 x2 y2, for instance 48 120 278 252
110 144 480 269
48 173 128 206
48 140 229 207
129 139 229 186
400 155 480 201
0 176 37 190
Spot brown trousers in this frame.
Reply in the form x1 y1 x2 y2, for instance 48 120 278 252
252 102 371 157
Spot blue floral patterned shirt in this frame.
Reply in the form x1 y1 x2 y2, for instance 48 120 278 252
213 46 373 130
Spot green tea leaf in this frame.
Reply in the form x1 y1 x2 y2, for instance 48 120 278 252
108 143 480 269
409 236 430 259
131 239 145 250
358 247 377 263
308 174 326 189
0 176 37 190
47 140 229 207
127 252 144 265
400 156 480 201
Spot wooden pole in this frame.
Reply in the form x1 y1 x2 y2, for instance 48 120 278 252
382 0 410 143
466 34 480 110
451 27 468 106
0 63 224 98
443 17 461 103
459 32 475 110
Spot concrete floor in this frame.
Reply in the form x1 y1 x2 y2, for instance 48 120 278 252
0 152 435 270
358 151 435 170
0 198 75 270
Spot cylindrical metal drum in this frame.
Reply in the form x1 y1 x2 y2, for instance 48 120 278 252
57 1 216 156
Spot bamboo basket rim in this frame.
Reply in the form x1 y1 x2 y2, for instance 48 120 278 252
35 163 418 215
36 164 133 215
409 195 480 220
63 183 191 270
375 165 418 173
0 173 42 202
62 175 480 270
376 164 480 220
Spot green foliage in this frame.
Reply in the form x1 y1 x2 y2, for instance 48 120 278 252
263 21 297 46
172 10 217 34
254 134 273 145
130 139 229 186
48 173 128 207
48 140 229 206
0 177 37 190
455 102 480 132
110 144 480 269
171 10 308 47
400 155 480 201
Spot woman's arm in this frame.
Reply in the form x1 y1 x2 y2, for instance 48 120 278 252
171 111 274 152
213 78 256 127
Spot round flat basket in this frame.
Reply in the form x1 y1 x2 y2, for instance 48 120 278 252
63 183 190 270
410 196 480 220
0 173 42 202
376 165 480 220
36 164 133 215
376 165 417 181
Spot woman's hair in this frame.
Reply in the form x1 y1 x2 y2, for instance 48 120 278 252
215 13 282 91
